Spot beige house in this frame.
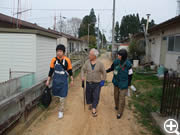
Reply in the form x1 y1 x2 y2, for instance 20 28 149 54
0 13 88 83
57 33 88 55
134 15 180 71
0 13 88 55
0 13 60 83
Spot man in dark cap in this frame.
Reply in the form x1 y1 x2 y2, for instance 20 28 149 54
46 44 74 119
106 49 132 119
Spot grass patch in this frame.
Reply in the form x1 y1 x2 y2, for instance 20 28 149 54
132 72 160 82
129 72 163 135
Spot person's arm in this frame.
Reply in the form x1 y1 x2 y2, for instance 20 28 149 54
99 63 107 87
106 63 114 73
67 58 74 84
128 74 133 86
46 58 56 86
46 76 51 86
48 68 54 77
128 62 133 86
68 70 74 82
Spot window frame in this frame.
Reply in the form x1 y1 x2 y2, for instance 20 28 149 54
167 34 180 54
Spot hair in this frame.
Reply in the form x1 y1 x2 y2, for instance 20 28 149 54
117 49 128 61
56 44 65 53
90 48 99 57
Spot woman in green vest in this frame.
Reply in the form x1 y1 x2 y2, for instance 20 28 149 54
106 49 132 119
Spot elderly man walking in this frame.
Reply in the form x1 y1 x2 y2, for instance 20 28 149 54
81 48 106 117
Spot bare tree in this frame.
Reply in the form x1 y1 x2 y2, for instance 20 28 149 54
56 17 82 37
57 19 67 33
66 18 82 37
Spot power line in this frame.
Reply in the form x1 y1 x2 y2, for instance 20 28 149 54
28 16 53 20
0 7 112 12
28 15 68 20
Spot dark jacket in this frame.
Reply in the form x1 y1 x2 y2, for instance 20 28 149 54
106 59 132 89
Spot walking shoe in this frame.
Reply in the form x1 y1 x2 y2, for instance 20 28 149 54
58 112 64 119
92 112 98 117
117 114 122 119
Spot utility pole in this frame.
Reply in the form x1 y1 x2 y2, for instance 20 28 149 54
60 13 62 32
59 13 66 33
177 0 180 15
97 15 100 52
53 15 56 30
88 24 90 47
102 29 106 48
112 0 116 59
16 0 20 28
102 31 104 49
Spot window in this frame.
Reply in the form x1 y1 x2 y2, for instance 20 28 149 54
175 36 180 52
168 36 174 51
168 35 180 52
77 43 79 52
69 42 73 53
72 43 74 52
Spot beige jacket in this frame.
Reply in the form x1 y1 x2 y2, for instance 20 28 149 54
81 59 106 83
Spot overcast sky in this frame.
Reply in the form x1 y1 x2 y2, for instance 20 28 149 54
0 0 178 40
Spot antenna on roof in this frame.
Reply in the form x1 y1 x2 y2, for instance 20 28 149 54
13 0 31 28
53 14 56 31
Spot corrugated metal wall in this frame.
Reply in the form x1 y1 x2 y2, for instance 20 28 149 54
36 35 57 83
0 33 36 83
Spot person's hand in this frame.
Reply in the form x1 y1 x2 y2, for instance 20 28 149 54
100 80 105 87
70 81 74 87
46 80 50 86
82 77 85 81
70 76 74 87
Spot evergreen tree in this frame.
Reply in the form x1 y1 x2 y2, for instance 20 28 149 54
119 13 155 41
78 8 97 38
114 21 120 43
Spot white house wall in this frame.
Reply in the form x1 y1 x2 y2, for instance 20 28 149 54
146 24 180 70
163 25 180 70
74 41 79 52
82 42 88 51
79 41 83 51
0 33 36 82
165 53 179 70
150 35 161 65
36 35 57 83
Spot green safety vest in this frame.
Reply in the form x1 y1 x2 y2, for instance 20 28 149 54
112 59 132 90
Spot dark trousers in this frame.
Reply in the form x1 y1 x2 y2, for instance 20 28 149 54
86 82 101 109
